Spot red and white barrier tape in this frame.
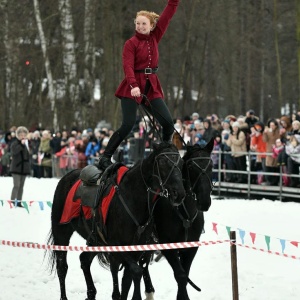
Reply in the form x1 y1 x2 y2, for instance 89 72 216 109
0 239 229 252
233 242 300 260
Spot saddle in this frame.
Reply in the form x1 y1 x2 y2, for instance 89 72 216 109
75 162 126 244
75 163 124 208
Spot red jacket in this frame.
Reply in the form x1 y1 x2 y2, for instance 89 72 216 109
115 0 180 104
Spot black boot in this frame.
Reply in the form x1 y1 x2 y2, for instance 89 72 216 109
96 155 113 171
17 202 24 208
96 132 123 171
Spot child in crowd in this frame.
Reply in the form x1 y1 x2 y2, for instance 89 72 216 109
211 134 222 182
272 138 289 186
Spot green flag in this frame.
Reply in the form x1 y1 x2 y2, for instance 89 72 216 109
265 235 271 250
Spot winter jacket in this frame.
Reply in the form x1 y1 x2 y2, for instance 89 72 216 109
9 139 30 175
225 130 247 157
115 0 179 103
39 138 52 167
263 124 280 167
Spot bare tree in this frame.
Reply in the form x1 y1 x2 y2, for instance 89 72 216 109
33 0 57 130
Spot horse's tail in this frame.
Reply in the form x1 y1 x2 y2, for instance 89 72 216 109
44 169 81 274
96 252 111 270
44 229 56 274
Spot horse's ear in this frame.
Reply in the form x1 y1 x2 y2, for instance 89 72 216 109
204 138 214 154
152 142 160 151
186 142 193 153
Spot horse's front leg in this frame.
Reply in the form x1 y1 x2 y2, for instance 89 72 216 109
120 264 133 300
121 261 143 300
141 253 155 300
179 248 199 278
163 249 190 300
110 258 121 300
79 251 98 300
56 251 69 300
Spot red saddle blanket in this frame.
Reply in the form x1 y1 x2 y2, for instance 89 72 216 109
60 166 128 224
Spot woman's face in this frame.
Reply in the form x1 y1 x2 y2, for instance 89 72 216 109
17 132 27 140
135 16 153 35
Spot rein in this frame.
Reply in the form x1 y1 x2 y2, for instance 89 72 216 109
184 156 214 200
175 155 213 242
114 149 183 242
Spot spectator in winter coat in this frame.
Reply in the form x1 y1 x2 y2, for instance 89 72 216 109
38 130 53 178
250 122 267 183
225 121 247 183
85 137 100 165
245 109 259 132
202 119 219 144
221 119 234 182
75 133 89 168
285 134 300 187
50 131 62 177
279 115 293 143
262 119 281 185
10 126 31 207
30 130 41 178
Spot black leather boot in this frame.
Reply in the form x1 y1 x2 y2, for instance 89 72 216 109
96 131 123 171
97 155 113 171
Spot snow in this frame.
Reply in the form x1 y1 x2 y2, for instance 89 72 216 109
0 177 300 300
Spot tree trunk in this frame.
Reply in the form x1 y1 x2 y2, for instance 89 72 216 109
273 0 282 111
296 0 300 107
58 0 78 108
33 0 58 130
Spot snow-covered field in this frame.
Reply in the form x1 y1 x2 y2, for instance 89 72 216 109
0 177 299 300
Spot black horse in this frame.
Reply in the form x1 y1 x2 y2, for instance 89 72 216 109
112 140 214 300
47 142 186 300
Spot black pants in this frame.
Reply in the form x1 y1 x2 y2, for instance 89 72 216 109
104 98 174 157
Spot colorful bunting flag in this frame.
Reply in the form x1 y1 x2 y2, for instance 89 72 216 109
291 241 299 248
279 239 286 253
212 222 218 234
250 232 256 244
238 229 246 244
265 235 271 251
226 226 231 238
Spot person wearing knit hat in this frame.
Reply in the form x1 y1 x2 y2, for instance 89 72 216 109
291 120 300 135
232 121 240 128
225 120 247 183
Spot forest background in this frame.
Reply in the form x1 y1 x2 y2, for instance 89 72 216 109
0 0 299 131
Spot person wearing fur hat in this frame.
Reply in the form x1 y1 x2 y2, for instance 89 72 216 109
10 126 31 207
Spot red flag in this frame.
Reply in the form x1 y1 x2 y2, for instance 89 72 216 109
290 241 299 248
212 222 218 234
250 232 256 244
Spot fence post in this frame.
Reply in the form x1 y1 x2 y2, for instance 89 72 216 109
230 231 239 300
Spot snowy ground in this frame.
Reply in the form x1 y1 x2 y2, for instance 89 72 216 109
0 177 300 300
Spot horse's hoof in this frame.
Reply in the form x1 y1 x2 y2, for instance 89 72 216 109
144 291 155 300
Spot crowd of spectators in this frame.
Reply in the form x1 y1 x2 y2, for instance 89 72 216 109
1 109 300 187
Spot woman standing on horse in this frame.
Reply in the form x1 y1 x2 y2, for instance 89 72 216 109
97 0 180 171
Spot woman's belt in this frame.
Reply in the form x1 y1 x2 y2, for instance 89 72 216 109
134 67 158 74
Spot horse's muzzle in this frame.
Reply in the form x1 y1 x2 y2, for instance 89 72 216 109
169 189 186 207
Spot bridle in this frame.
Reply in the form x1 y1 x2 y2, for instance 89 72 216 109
141 151 183 199
184 156 213 201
